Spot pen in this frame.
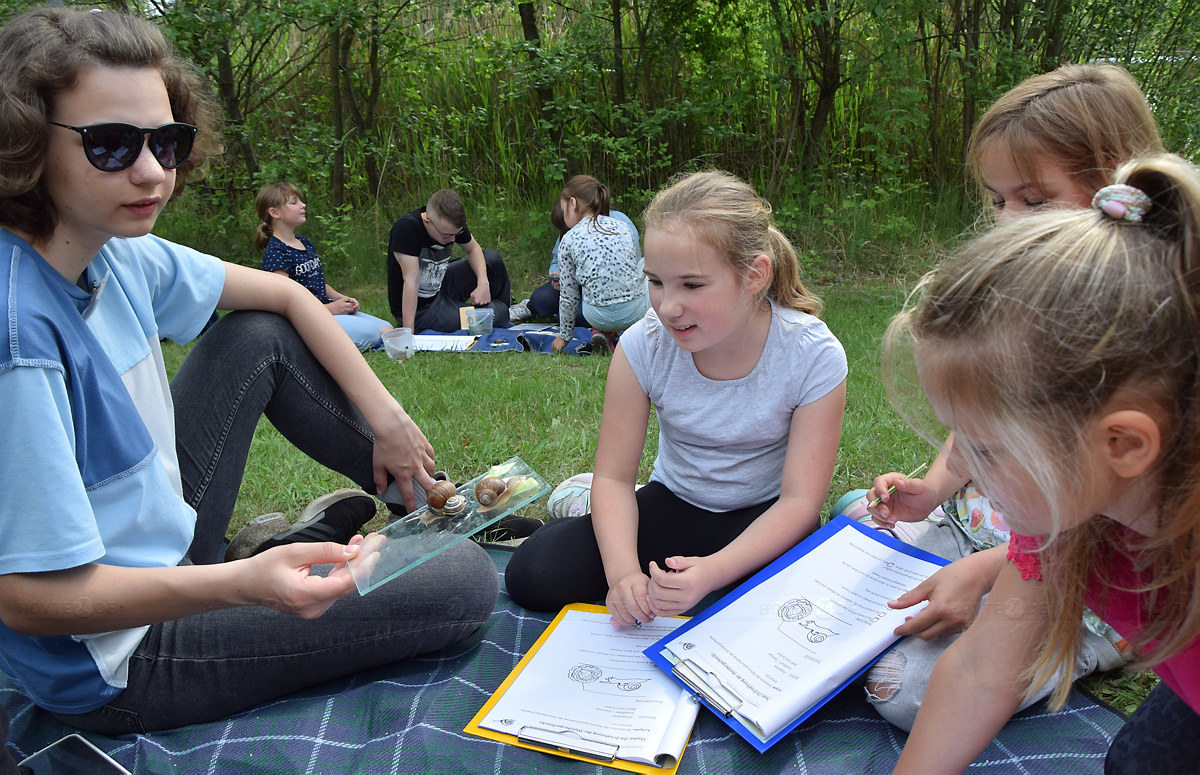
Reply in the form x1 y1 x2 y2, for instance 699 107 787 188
867 462 929 508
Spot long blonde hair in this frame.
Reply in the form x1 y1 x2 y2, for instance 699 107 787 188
641 170 821 316
884 154 1200 709
254 181 302 253
967 63 1164 208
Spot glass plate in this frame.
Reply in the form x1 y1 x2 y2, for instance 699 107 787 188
347 456 550 595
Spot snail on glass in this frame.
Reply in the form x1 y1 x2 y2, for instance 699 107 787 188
420 480 466 526
426 480 460 515
475 475 528 510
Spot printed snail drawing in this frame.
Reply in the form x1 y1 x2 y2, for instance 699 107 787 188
567 663 651 694
777 597 842 645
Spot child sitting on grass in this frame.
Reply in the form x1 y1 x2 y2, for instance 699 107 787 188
255 181 392 351
507 171 846 624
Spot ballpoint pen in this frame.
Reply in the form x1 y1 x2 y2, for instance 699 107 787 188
866 462 930 508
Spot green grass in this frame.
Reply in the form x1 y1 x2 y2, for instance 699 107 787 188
161 277 927 532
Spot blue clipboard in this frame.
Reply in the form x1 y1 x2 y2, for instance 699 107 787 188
643 516 950 752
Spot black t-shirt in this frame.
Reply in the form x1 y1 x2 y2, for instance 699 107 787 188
386 206 473 321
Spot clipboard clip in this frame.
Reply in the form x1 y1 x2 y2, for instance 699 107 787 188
670 657 745 717
517 726 619 762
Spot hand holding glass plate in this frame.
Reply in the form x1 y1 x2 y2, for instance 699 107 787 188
347 456 549 595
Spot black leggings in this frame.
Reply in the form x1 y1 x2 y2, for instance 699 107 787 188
505 481 775 611
1106 679 1200 774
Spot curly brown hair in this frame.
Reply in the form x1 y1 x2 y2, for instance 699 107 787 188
0 8 222 240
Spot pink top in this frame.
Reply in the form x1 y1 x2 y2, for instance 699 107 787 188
1008 530 1200 712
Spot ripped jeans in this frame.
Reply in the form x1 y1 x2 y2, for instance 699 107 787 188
863 516 1125 731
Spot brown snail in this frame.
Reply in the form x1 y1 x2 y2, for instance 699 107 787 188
475 477 509 508
426 480 459 515
475 475 529 510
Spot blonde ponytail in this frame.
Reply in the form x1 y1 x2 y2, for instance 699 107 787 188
643 170 821 315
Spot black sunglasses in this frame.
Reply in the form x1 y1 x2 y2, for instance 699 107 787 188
49 121 198 172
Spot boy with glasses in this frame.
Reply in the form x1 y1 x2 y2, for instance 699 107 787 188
387 189 512 332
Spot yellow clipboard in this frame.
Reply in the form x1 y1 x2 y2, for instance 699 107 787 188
464 603 691 774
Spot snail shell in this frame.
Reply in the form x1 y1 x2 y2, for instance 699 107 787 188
420 493 465 526
475 477 509 507
476 475 530 510
426 480 459 514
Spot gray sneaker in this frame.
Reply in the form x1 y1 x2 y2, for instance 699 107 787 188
225 512 288 562
253 489 377 557
509 299 534 324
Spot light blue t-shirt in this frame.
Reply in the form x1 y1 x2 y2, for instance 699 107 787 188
0 228 224 713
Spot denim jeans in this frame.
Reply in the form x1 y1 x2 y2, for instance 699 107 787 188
333 308 392 350
528 280 588 327
409 250 512 333
51 311 499 734
582 282 650 333
173 310 392 564
864 516 1125 732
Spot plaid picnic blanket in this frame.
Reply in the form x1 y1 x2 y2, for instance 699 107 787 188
2 547 1124 773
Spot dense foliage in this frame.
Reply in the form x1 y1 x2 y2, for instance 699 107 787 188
4 0 1197 263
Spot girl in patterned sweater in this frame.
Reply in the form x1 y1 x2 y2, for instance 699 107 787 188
550 176 650 353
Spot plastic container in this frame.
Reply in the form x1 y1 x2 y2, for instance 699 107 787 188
382 327 416 361
465 308 494 335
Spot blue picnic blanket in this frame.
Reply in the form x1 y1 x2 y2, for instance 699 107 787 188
422 326 596 354
1 547 1124 773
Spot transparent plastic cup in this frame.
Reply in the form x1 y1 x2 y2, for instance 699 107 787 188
466 308 494 335
382 327 416 361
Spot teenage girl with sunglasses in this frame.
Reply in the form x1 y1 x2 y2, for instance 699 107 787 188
860 64 1164 732
0 7 497 734
887 153 1200 773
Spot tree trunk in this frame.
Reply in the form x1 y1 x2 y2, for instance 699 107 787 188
802 0 841 170
517 2 564 152
341 12 384 200
215 40 259 177
955 0 985 173
330 23 346 208
765 0 807 191
611 0 627 106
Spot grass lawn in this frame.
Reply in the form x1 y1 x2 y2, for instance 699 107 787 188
161 273 1154 714
163 278 930 530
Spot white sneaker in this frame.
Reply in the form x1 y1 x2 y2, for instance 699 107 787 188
509 299 534 324
548 473 593 519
